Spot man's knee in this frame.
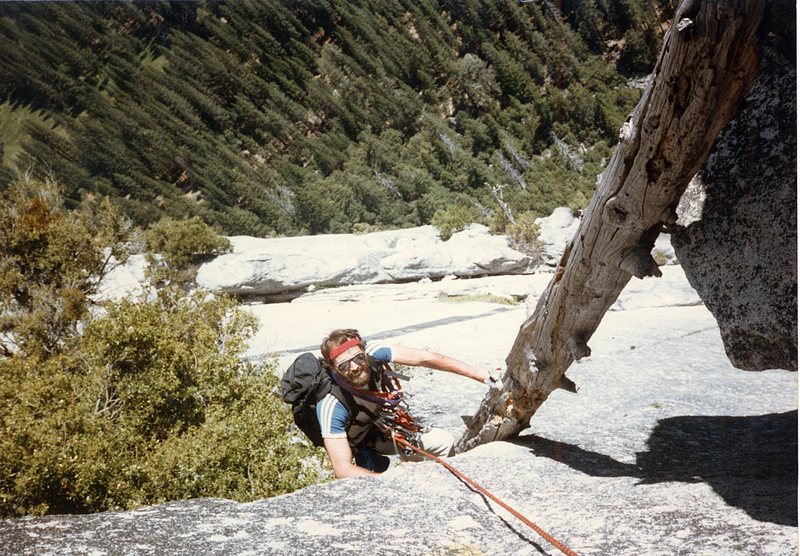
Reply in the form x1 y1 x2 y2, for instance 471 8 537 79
418 428 455 458
371 428 455 461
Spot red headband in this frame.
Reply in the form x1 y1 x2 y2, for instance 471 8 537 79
328 337 362 361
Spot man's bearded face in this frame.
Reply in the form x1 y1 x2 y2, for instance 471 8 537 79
332 347 370 388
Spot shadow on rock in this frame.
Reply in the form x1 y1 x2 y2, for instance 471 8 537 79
512 411 797 526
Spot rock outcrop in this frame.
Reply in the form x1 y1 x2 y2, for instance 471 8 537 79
672 35 797 371
534 206 581 265
99 209 679 305
195 224 538 300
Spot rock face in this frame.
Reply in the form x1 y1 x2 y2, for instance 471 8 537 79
672 42 797 371
4 261 797 555
2 419 796 555
195 224 538 299
534 206 581 265
96 254 148 301
2 396 795 556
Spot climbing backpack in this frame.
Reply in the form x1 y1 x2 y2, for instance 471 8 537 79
280 353 334 447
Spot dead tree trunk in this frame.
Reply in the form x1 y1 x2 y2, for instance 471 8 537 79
457 0 764 452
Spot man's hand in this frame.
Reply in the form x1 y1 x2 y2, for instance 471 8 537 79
483 368 503 389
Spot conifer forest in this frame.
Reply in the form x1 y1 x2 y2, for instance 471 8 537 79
1 0 672 236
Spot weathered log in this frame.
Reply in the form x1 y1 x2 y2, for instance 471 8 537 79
457 0 764 452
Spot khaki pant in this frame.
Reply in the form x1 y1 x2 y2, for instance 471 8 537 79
372 427 456 460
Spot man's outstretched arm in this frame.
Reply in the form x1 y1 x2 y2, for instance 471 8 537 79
388 344 492 384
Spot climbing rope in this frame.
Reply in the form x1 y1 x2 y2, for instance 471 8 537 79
393 435 579 556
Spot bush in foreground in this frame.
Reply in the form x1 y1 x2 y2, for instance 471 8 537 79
0 180 323 516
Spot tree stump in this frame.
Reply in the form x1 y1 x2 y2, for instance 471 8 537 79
457 0 765 452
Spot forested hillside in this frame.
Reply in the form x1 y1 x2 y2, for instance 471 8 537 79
0 0 670 236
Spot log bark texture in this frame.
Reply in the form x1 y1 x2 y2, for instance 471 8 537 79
457 0 765 453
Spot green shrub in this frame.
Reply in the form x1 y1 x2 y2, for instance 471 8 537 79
144 216 231 285
431 205 480 241
567 189 590 213
437 292 519 306
0 289 324 517
618 28 659 76
506 211 544 261
487 208 512 235
351 222 382 235
0 180 132 357
0 181 324 517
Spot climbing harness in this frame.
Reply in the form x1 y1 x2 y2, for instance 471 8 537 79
333 362 425 456
375 405 424 456
391 433 579 556
328 359 419 453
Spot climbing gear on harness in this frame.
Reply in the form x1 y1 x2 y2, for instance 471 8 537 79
283 350 423 450
281 352 390 447
331 361 426 455
392 435 579 556
330 359 429 456
374 405 424 456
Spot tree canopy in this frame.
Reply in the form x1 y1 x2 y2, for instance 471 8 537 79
0 0 670 236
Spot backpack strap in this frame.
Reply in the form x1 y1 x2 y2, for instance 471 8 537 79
324 359 392 448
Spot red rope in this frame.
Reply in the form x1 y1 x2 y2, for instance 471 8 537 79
394 435 579 556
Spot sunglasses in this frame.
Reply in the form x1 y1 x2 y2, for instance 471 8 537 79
336 352 366 373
